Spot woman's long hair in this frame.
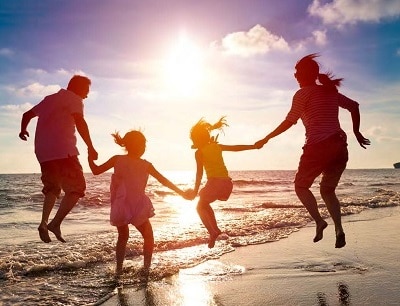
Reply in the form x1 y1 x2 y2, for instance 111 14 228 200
296 53 343 92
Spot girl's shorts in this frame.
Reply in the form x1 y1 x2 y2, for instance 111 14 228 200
199 177 233 203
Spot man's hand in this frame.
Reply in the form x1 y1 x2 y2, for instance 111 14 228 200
19 130 29 141
88 147 98 160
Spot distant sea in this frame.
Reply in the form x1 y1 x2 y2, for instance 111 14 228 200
0 169 399 305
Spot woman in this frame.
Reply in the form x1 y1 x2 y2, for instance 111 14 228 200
255 54 370 248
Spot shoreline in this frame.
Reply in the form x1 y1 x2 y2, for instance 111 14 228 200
98 206 400 305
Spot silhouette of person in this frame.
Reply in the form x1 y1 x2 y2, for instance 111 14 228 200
255 54 370 248
88 130 191 277
19 75 98 243
188 116 258 248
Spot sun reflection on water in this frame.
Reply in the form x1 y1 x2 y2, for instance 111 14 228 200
163 194 199 227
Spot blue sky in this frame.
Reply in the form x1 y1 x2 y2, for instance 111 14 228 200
1 0 399 173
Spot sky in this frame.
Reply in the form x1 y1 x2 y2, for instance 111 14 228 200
1 0 400 173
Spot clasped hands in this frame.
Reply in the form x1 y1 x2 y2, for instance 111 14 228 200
182 189 197 201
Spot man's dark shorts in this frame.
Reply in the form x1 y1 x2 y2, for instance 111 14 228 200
40 156 86 198
295 133 348 189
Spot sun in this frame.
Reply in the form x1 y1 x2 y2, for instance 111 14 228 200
163 32 204 97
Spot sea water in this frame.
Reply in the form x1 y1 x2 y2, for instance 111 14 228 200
0 169 399 305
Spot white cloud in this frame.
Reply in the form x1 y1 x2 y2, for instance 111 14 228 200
308 0 400 26
215 24 290 57
10 83 60 98
0 103 33 112
0 48 14 57
312 29 328 46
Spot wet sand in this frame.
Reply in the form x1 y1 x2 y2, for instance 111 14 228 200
98 206 400 305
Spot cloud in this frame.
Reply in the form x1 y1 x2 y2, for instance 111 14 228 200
9 82 60 98
308 0 400 26
0 48 14 57
0 103 33 111
312 29 328 46
214 24 290 57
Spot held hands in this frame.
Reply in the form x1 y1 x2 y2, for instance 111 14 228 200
88 147 98 160
182 188 197 201
254 138 268 149
354 131 371 149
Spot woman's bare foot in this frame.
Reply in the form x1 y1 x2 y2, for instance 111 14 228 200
38 225 51 243
335 232 346 248
313 220 328 243
208 229 222 248
47 222 66 243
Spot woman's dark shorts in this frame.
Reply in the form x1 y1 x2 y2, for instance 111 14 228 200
295 133 348 189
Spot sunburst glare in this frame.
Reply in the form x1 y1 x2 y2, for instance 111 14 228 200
163 32 204 97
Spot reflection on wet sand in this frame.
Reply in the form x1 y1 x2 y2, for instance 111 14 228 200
317 282 350 306
110 260 245 306
113 273 217 306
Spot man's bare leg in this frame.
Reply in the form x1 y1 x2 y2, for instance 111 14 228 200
47 193 80 242
38 193 57 243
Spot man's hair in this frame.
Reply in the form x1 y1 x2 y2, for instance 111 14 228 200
67 75 91 92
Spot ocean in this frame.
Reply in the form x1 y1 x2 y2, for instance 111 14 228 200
0 169 399 305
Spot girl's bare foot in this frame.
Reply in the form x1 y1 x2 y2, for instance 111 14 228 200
208 229 222 248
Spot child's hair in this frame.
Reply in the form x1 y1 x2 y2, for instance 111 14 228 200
112 130 146 157
295 53 343 92
190 116 228 149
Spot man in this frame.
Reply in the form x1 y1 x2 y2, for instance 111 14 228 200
19 75 98 243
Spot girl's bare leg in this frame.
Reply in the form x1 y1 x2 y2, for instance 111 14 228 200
136 220 154 272
116 225 129 276
197 199 221 248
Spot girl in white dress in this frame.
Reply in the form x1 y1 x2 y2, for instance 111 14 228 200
88 130 189 277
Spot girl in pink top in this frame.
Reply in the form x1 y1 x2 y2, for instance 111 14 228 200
88 130 189 277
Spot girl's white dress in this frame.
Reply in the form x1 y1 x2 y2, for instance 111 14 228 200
109 155 155 227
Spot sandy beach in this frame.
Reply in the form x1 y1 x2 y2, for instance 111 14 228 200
98 206 400 305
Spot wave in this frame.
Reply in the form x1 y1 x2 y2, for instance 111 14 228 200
233 179 292 187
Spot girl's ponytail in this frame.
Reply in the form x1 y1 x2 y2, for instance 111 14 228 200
112 131 125 147
210 116 228 131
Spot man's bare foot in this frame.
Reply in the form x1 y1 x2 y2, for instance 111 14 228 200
47 222 66 243
208 229 222 248
335 232 346 248
313 220 328 243
38 226 51 243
